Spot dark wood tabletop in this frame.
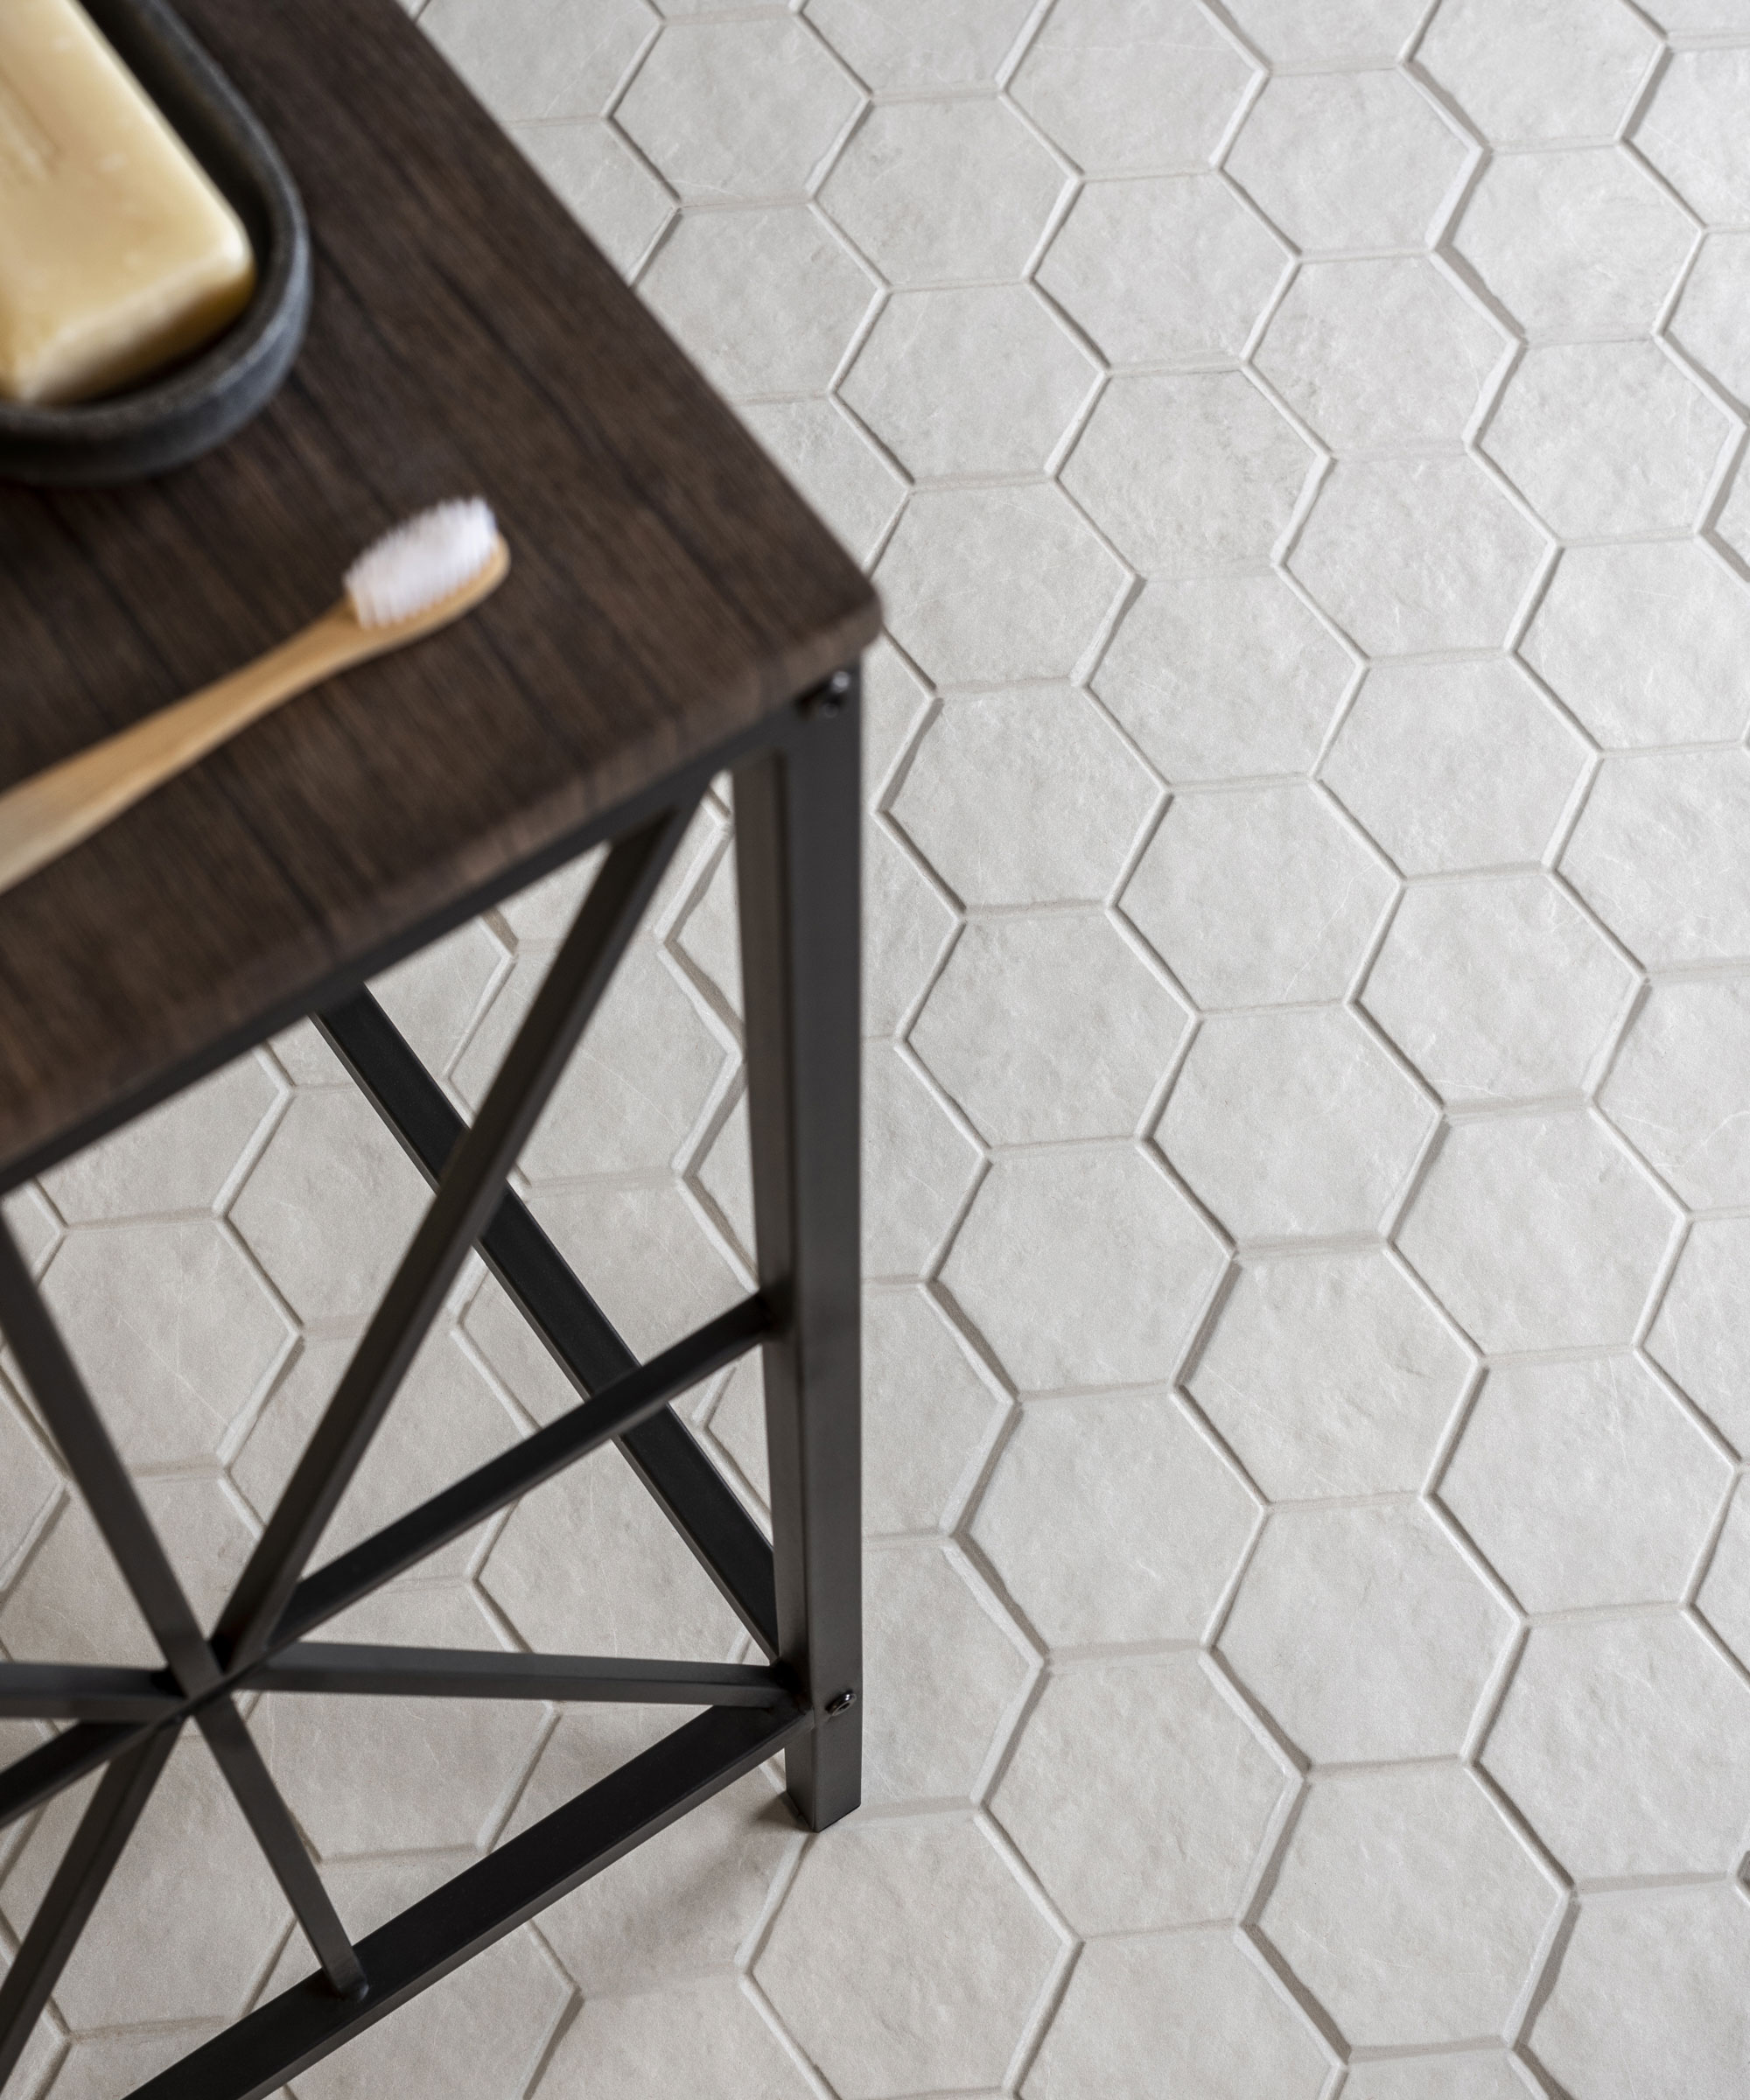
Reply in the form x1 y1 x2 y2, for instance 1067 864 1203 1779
0 0 878 1187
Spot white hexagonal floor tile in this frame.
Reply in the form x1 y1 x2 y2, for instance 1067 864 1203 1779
1256 258 1505 453
1671 231 1750 406
970 1389 1257 1647
1225 71 1471 253
1362 874 1636 1105
940 1147 1226 1390
1095 571 1352 785
617 17 860 202
864 1286 1006 1536
875 484 1126 687
802 0 1037 94
863 1045 981 1278
1290 457 1546 657
1159 1008 1436 1243
864 1543 1032 1805
0 1379 58 1586
1698 1479 1750 1668
1563 749 1750 967
910 911 1186 1144
1340 2053 1531 2100
839 284 1096 479
1454 147 1695 338
1124 784 1393 1010
512 120 673 279
1186 1250 1470 1500
1022 1929 1329 2100
1321 658 1586 876
369 919 507 1086
40 1221 290 1470
864 821 957 1037
739 397 905 569
1036 174 1285 367
1522 537 1750 751
1220 1502 1512 1764
1396 1110 1677 1353
1418 0 1659 145
890 685 1158 908
1484 342 1732 540
1482 1612 1750 1879
991 1655 1291 1933
638 206 874 398
1009 0 1256 175
422 0 654 123
1531 1885 1750 2100
1063 371 1313 578
819 98 1066 287
1257 1764 1561 2049
753 1813 1065 2100
1634 45 1750 226
1601 977 1750 1208
538 1973 813 2100
40 1054 278 1223
1648 1216 1750 1454
1441 1355 1730 1614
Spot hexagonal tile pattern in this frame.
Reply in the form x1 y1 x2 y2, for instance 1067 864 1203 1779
864 1286 1006 1536
1441 1355 1731 1614
753 1814 1063 2099
1258 1765 1560 2049
1362 874 1636 1104
1037 175 1285 367
820 98 1066 287
1418 0 1659 145
0 1381 58 1584
864 822 956 1036
1009 0 1256 175
41 1222 290 1470
512 119 673 278
638 206 873 397
1647 1216 1750 1453
1523 537 1750 750
864 1544 1031 1804
1398 1110 1677 1353
1319 2054 1529 2100
740 397 905 568
1095 571 1353 785
1160 1008 1436 1242
1123 784 1393 1009
1225 72 1470 253
423 0 654 122
1601 977 1750 1208
1482 1613 1750 1878
1023 1930 1329 2100
992 1656 1290 1933
616 18 860 201
803 0 1036 94
971 1390 1257 1647
1484 342 1732 539
911 912 1186 1143
1291 457 1545 656
40 1055 278 1222
1219 1502 1512 1763
890 685 1158 907
863 1045 981 1277
1063 371 1313 577
1455 148 1696 338
1635 46 1750 226
1322 657 1586 875
840 284 1096 478
1563 749 1750 966
876 483 1126 686
1186 1251 1470 1500
1531 1886 1750 2100
1698 1479 1750 1666
940 1147 1227 1390
1672 232 1750 407
1256 258 1505 452
539 1973 812 2100
370 919 506 1085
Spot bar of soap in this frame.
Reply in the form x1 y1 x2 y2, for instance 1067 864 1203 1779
0 0 256 406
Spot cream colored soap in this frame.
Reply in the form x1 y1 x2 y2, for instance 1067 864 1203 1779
0 0 256 405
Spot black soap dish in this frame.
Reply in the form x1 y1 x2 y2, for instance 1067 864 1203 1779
0 0 310 488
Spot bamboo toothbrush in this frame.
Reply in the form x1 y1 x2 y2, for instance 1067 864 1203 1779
0 498 510 899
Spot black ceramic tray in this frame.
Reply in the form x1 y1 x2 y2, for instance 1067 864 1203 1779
0 0 310 487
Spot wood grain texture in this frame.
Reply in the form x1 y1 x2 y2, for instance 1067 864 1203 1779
0 0 878 1184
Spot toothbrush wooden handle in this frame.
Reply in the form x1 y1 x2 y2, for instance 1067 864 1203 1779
0 535 509 900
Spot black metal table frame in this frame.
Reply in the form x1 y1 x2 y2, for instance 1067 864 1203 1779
0 672 863 2099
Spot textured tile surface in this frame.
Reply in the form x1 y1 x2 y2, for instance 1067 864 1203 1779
10 1 1750 2091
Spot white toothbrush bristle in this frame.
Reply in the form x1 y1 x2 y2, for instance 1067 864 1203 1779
345 499 499 627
